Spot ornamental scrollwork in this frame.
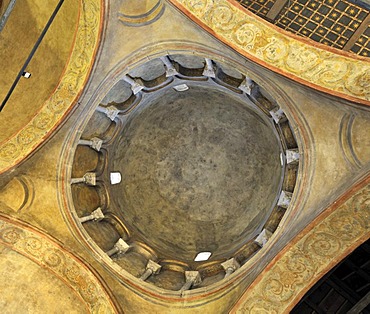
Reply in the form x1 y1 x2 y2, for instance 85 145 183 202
233 182 370 313
172 0 370 104
0 215 118 313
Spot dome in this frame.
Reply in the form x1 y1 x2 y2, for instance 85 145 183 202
110 84 282 261
69 54 298 290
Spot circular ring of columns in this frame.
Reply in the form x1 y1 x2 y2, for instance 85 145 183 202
67 54 300 292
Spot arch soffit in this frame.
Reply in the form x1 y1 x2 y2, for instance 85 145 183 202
0 213 120 313
0 0 103 174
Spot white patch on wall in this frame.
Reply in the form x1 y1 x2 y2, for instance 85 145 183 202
173 84 189 92
22 71 31 78
280 153 284 166
110 172 121 185
194 251 212 262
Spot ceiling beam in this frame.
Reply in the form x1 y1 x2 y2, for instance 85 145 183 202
266 0 289 21
343 14 370 51
347 290 370 314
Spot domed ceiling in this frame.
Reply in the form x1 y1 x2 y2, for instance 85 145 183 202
66 54 299 291
1 0 370 313
113 84 281 261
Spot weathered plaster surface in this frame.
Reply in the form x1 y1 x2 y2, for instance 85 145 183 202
0 245 88 313
0 0 102 174
0 0 370 313
0 215 119 313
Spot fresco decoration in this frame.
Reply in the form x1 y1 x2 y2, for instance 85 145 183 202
232 183 370 313
0 214 119 313
0 0 102 174
169 0 370 105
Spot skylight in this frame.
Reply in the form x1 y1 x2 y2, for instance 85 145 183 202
110 172 121 185
194 252 212 262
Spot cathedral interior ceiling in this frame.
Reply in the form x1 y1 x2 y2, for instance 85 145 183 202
0 0 369 313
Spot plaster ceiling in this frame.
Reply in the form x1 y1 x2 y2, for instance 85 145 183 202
0 0 101 174
0 0 370 313
0 0 78 143
112 84 282 261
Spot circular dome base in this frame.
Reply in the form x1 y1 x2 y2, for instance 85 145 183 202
111 84 282 261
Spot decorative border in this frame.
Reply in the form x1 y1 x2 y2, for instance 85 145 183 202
231 177 370 313
0 0 103 174
0 214 120 313
168 0 370 105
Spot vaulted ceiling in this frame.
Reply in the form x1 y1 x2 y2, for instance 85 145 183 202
0 0 369 313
